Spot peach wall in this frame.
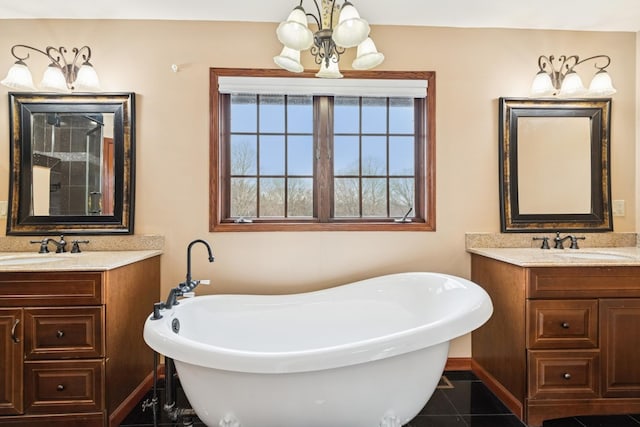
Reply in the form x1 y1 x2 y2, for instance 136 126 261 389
0 20 636 357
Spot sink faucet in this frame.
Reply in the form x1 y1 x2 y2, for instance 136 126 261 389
161 239 215 313
49 235 67 253
29 235 67 253
553 232 585 249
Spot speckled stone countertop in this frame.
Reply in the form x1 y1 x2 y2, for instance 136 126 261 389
466 232 640 267
467 247 640 267
0 250 162 272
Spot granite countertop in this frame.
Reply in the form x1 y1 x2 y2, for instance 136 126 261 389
0 250 162 272
467 247 640 267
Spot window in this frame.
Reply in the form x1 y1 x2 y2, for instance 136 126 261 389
210 69 435 231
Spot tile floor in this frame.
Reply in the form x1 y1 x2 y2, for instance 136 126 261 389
120 371 640 427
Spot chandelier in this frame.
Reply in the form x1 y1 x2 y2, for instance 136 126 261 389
274 0 384 78
530 54 616 97
1 44 101 92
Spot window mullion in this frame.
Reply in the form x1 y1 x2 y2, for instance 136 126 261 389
315 96 331 222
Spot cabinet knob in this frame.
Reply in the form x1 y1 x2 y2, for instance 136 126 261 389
56 384 65 391
561 322 570 329
56 330 65 338
563 373 572 380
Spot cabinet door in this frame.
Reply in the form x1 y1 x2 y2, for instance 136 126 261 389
601 299 640 397
0 308 23 415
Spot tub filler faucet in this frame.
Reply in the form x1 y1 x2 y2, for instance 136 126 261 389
152 239 215 319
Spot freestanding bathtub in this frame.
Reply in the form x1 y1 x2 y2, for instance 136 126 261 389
144 272 493 427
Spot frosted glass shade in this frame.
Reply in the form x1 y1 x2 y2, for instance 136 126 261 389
588 70 616 96
315 57 343 78
273 47 304 73
558 71 585 97
332 2 369 48
530 71 555 97
40 64 69 92
0 61 36 91
276 6 313 51
74 63 101 91
352 37 384 70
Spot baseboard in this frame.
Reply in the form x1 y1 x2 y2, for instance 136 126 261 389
445 357 472 371
108 369 157 427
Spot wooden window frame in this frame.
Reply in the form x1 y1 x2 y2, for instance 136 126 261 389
210 68 436 232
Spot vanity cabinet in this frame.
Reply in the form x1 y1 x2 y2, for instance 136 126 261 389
0 256 160 427
471 255 640 427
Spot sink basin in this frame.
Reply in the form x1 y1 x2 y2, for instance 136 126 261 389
555 251 635 261
0 255 69 266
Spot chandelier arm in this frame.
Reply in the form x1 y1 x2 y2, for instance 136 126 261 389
310 0 323 26
560 55 579 73
44 46 69 69
537 55 556 72
574 54 612 71
9 44 50 64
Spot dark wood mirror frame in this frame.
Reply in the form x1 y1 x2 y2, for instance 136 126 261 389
7 93 135 235
499 97 612 233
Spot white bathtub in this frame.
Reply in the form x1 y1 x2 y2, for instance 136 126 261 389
144 272 493 427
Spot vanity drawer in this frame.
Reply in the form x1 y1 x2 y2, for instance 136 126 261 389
527 267 640 299
24 307 104 360
24 359 104 414
528 350 600 399
0 272 103 307
527 299 598 349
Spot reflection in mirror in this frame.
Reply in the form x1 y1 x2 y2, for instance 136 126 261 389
499 97 612 232
8 93 135 235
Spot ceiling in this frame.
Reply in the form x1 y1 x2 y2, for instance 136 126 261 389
2 0 640 32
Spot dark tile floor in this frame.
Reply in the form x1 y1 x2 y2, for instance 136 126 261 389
120 371 640 427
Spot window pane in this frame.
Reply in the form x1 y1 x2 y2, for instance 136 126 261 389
288 96 313 133
390 178 414 217
389 136 414 176
230 94 257 133
362 98 386 134
259 177 285 217
389 98 414 134
288 135 313 175
230 135 257 175
260 135 285 175
334 136 359 175
230 177 257 217
334 97 359 134
362 136 387 176
288 178 313 217
362 178 387 217
259 95 285 133
334 177 360 217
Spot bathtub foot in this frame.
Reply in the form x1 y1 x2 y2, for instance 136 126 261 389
379 412 402 427
380 412 402 427
218 413 241 427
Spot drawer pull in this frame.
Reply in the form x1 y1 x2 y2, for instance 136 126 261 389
56 384 65 391
563 373 572 380
561 322 570 329
11 319 21 343
56 330 65 338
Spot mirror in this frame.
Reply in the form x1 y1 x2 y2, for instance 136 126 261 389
499 97 612 232
7 93 135 235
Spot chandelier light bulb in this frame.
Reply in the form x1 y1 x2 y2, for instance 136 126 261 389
273 46 304 73
276 6 314 51
352 37 384 70
332 2 370 48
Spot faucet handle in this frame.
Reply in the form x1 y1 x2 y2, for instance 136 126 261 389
29 238 50 254
533 237 550 249
570 236 586 249
71 240 90 253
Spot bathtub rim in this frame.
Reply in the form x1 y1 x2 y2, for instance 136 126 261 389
143 272 493 374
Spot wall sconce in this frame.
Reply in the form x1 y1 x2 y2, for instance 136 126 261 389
530 54 616 97
1 44 101 92
274 0 384 78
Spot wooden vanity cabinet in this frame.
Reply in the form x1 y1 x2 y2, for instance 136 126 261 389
471 255 640 427
0 256 160 427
